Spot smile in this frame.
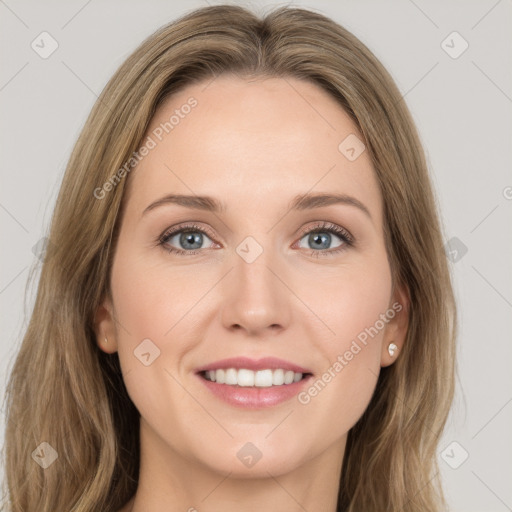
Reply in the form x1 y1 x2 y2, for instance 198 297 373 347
201 368 307 387
195 357 313 408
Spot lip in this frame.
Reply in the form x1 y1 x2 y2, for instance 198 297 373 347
195 357 313 409
197 373 313 409
195 356 312 373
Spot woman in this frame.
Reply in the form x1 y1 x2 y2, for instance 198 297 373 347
2 4 456 511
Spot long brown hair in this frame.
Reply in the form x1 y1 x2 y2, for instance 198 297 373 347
2 5 456 511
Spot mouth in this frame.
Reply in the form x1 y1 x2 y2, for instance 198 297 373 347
199 368 312 387
195 357 314 408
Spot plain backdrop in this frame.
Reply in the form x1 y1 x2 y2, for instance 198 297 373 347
1 1 511 510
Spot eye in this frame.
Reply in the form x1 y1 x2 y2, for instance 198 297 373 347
157 221 354 257
158 223 217 256
295 221 354 257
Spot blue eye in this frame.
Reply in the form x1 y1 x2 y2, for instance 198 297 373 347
157 221 354 257
294 221 353 257
158 223 216 255
298 230 344 251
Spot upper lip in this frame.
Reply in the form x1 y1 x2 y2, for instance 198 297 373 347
196 357 312 374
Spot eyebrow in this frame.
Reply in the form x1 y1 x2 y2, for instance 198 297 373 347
141 192 372 220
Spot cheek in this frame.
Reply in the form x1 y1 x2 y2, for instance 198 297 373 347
109 254 208 435
332 258 392 367
302 250 393 348
110 250 213 343
296 254 392 426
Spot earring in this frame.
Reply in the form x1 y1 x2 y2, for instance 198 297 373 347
104 336 108 344
388 342 398 357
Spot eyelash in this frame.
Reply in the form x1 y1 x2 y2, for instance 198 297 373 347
156 221 354 258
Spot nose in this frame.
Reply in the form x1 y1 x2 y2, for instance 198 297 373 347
220 247 291 337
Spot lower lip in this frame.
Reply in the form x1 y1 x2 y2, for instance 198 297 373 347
197 373 312 409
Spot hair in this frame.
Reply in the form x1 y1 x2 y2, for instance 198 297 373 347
1 4 456 511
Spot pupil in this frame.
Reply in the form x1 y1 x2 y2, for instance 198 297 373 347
311 232 330 250
181 232 202 250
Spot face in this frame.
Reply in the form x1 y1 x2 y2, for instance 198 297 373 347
96 75 408 479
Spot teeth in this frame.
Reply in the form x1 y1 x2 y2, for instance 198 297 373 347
215 369 225 384
255 369 272 387
272 369 284 385
238 369 254 387
203 368 305 387
225 368 237 385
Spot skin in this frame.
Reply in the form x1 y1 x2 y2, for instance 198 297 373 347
95 75 409 512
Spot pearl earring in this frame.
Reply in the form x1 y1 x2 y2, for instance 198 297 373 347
388 342 398 357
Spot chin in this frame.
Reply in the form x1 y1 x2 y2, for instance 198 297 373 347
190 435 310 478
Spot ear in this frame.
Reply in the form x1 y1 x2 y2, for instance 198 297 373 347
94 294 119 354
380 282 409 367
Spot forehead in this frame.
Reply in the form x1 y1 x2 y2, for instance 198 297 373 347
123 75 382 223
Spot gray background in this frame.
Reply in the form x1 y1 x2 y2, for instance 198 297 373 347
1 0 511 510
